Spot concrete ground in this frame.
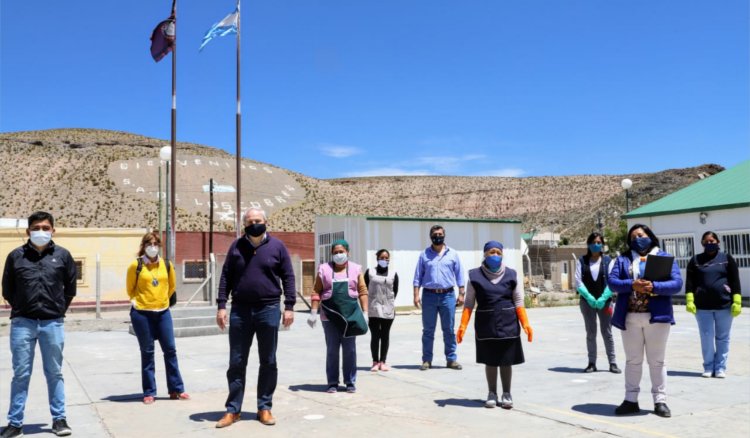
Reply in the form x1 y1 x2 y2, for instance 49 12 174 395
0 306 748 438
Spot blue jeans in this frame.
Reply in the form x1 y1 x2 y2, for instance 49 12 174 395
695 308 734 374
129 308 185 397
322 320 357 387
421 290 457 363
7 317 66 427
225 303 280 412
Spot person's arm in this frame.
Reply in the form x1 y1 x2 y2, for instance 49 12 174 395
63 251 77 311
276 244 297 311
357 273 368 313
454 253 466 304
574 259 583 289
125 261 137 300
726 254 741 296
167 261 176 298
456 280 476 343
607 258 633 293
2 252 16 306
364 269 370 288
216 242 237 330
684 256 696 294
307 274 324 328
413 255 423 308
393 273 399 298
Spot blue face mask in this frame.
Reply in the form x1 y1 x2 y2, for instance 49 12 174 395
484 255 502 272
703 243 719 253
588 243 603 253
630 237 652 254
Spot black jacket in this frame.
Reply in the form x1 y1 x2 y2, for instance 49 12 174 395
2 240 77 319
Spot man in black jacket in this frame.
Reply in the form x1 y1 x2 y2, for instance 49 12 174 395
1 211 76 438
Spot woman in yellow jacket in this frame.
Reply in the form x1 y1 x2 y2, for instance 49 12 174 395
126 231 189 404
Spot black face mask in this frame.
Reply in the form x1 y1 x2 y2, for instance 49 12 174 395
431 235 445 245
245 223 266 237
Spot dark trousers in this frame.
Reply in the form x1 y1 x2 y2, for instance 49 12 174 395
225 303 280 413
368 317 394 362
129 308 185 397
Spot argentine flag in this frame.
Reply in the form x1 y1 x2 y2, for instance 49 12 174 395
199 4 239 51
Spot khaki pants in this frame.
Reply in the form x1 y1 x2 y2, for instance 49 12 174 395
621 313 670 403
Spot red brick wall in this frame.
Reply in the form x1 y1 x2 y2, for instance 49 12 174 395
175 231 314 262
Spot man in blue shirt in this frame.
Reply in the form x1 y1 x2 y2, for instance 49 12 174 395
413 225 465 371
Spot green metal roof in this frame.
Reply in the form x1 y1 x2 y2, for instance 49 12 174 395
624 160 750 219
318 215 521 224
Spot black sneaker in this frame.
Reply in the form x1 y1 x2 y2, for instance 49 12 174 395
52 419 72 437
0 424 23 438
584 363 597 373
446 361 463 370
654 403 671 418
609 363 622 374
615 400 640 415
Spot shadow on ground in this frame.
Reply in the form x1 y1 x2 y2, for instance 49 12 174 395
189 411 255 423
548 367 584 374
571 403 649 417
101 393 148 403
434 398 484 408
667 370 703 377
288 384 330 393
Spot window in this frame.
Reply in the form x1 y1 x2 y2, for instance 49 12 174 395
183 260 207 282
719 231 750 268
661 235 694 269
74 259 85 284
318 231 345 265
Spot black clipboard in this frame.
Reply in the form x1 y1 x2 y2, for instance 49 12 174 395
643 255 674 282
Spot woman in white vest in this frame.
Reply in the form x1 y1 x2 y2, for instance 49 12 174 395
364 249 399 371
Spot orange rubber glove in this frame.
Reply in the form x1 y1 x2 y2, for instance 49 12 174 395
456 308 473 344
516 307 533 342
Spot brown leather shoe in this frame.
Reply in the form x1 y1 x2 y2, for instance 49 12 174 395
257 409 276 426
215 412 240 428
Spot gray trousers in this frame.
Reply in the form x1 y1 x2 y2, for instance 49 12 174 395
621 313 670 403
579 298 616 364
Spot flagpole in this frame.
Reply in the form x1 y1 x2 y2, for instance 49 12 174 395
235 0 242 237
170 0 177 260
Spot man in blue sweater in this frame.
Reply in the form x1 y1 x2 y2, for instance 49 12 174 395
215 208 296 429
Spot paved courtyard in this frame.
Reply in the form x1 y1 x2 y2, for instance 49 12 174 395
1 305 748 437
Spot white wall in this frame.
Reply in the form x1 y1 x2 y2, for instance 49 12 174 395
627 206 750 296
315 216 524 307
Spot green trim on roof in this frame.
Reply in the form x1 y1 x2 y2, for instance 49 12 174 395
366 216 522 224
624 160 750 219
314 215 520 224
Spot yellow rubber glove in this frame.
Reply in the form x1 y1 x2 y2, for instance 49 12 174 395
731 294 742 317
686 292 697 314
516 307 533 342
456 308 473 344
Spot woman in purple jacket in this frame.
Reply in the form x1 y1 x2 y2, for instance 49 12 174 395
608 224 682 419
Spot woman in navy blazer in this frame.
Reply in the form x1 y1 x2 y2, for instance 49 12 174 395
608 224 682 418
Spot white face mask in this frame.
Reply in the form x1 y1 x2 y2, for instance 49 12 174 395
332 253 348 265
29 230 52 247
145 245 159 258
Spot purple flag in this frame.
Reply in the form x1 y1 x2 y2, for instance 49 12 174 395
150 17 175 62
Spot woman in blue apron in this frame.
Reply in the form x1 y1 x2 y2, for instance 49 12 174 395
456 241 533 409
685 231 742 378
308 239 369 393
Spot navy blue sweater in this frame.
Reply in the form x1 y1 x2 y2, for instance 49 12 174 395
217 234 296 310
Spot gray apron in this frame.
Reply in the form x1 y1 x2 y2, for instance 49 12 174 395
367 268 396 319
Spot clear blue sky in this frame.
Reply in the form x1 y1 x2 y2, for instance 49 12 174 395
1 1 748 179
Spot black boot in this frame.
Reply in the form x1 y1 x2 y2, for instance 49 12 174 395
584 363 597 373
615 400 640 415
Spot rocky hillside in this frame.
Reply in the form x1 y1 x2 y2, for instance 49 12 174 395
0 129 723 241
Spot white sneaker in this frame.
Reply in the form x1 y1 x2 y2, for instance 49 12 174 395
485 392 498 408
701 371 712 378
715 371 726 378
500 392 513 409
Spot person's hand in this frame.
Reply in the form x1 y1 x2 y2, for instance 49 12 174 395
577 286 597 308
307 309 318 329
457 292 465 306
685 292 697 314
633 279 649 294
216 309 229 331
642 280 654 294
516 307 533 343
594 297 606 310
413 295 421 309
457 325 466 344
282 310 294 328
523 325 534 343
731 294 742 317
